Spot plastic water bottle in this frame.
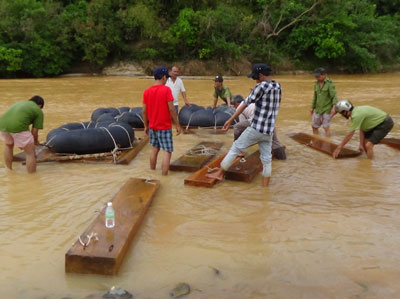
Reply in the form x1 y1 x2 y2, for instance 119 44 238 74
105 202 115 228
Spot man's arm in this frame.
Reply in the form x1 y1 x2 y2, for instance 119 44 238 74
181 91 190 106
31 127 40 145
222 103 248 131
359 130 366 153
168 101 181 135
226 96 231 106
333 130 355 158
142 104 149 135
212 97 218 110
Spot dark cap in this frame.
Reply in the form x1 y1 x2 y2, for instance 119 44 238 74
312 67 326 76
214 75 223 82
231 94 244 104
154 66 170 79
247 63 271 79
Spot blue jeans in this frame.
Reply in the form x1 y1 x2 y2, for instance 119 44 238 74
221 126 273 177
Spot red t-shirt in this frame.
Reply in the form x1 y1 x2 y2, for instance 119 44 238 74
143 84 174 130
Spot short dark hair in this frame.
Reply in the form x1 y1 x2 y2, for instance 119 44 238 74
29 95 44 108
231 94 244 104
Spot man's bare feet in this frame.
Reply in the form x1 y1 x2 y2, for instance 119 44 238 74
262 177 270 187
205 169 225 181
237 152 245 158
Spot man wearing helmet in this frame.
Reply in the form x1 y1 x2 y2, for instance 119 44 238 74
333 99 394 159
310 67 338 137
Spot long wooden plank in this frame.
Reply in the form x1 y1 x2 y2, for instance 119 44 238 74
380 138 400 150
288 132 361 158
182 126 229 135
13 136 148 165
170 141 224 172
65 178 160 275
225 150 262 182
184 153 240 187
116 135 149 165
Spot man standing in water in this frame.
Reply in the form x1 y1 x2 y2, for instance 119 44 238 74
206 64 281 186
310 67 337 137
166 66 191 112
0 96 45 173
333 99 394 159
142 66 182 175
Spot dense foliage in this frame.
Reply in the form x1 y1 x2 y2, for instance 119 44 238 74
0 0 399 77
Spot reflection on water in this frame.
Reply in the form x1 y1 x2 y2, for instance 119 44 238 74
0 74 400 298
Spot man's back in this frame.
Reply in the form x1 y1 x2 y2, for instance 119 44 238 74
0 101 43 133
245 80 281 134
143 85 173 130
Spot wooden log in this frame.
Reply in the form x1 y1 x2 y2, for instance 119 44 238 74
184 153 240 187
182 126 229 135
65 178 160 275
116 135 149 165
225 150 262 182
13 136 149 165
170 141 224 172
288 132 361 158
380 138 400 150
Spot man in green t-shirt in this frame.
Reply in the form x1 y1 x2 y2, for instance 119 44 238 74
212 75 232 109
310 67 338 137
0 96 45 173
333 99 394 159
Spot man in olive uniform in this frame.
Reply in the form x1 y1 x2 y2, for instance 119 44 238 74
310 67 338 137
212 75 232 109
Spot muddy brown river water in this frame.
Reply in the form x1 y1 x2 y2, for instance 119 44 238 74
0 74 399 298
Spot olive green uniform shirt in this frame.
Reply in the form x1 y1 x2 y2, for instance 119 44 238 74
213 85 232 104
350 106 387 132
0 101 44 133
311 78 338 114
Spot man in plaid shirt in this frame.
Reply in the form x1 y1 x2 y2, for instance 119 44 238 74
206 63 281 186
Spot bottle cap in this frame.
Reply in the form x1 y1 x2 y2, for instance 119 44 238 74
107 202 112 207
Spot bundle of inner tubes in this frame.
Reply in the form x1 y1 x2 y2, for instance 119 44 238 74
178 104 237 127
45 121 134 154
91 107 144 128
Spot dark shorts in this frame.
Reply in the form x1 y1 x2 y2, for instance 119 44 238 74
364 115 394 144
149 129 173 152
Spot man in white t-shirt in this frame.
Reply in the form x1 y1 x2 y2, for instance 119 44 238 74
166 66 191 112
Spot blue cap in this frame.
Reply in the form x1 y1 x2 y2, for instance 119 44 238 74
154 66 170 79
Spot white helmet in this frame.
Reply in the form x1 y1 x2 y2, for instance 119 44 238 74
335 99 353 113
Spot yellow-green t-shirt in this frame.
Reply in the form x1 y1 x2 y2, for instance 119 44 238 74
0 101 43 133
213 85 232 104
350 106 387 132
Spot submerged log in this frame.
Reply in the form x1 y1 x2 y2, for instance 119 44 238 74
65 178 159 275
225 150 262 182
288 132 361 158
380 138 400 150
170 141 224 172
184 153 240 187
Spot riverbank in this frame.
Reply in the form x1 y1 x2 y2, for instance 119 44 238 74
66 59 311 77
64 58 400 78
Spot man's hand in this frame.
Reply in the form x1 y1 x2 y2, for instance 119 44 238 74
144 126 149 135
222 120 232 131
332 146 341 158
310 109 314 116
176 124 182 136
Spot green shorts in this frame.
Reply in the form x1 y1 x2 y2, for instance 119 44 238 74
364 115 394 144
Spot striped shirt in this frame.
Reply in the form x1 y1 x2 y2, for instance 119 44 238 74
244 80 281 134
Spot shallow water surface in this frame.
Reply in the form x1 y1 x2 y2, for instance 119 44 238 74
0 74 400 298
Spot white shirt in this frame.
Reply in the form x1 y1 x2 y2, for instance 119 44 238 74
166 77 186 106
237 102 255 122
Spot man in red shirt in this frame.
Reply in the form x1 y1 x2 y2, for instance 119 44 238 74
142 66 182 175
